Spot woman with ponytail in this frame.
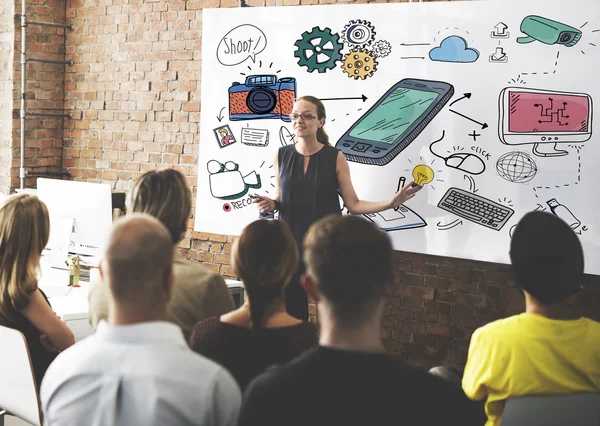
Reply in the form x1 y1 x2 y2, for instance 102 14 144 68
188 219 317 390
253 96 422 320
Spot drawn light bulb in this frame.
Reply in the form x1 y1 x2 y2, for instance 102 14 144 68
412 164 434 186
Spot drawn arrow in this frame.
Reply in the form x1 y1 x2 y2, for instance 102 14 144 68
400 43 431 46
494 22 508 35
217 107 225 122
464 175 479 193
320 95 368 102
449 93 472 107
437 219 463 230
450 109 488 129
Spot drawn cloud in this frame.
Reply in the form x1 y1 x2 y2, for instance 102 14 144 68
429 36 479 63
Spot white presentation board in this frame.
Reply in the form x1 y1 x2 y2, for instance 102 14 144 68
196 0 600 275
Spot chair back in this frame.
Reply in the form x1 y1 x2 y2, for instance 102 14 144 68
501 393 600 426
0 325 42 426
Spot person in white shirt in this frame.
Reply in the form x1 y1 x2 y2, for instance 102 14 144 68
40 214 241 426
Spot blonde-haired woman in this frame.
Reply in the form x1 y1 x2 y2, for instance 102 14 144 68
189 219 318 390
0 194 75 386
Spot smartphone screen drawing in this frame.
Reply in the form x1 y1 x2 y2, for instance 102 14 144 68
336 78 454 166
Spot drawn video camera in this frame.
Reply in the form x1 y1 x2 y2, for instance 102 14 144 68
229 75 296 122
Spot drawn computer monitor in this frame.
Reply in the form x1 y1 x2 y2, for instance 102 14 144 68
499 87 592 157
37 178 113 258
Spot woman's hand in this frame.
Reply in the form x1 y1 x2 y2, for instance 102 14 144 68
389 181 422 209
252 195 276 213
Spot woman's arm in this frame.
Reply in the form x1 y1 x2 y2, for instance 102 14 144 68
254 151 280 213
21 289 75 351
337 152 421 215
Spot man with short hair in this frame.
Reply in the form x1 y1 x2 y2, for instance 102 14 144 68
462 211 600 426
239 214 479 426
41 214 241 426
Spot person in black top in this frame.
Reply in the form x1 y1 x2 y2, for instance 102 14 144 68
0 194 75 387
239 215 481 426
188 219 318 390
253 96 422 320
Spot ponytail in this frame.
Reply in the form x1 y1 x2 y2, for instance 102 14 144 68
316 127 330 146
245 279 280 329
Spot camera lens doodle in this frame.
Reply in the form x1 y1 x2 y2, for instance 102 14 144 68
229 75 296 122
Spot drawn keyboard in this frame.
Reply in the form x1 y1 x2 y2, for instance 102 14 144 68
437 187 514 231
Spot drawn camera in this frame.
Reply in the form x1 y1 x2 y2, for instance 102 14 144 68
229 74 296 122
518 16 581 47
207 160 261 200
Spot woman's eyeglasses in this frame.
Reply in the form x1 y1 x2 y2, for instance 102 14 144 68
290 113 317 121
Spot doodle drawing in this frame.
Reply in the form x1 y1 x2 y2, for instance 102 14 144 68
429 36 479 63
207 160 261 200
341 19 376 48
213 124 237 148
241 127 269 147
437 187 514 231
229 75 296 122
547 198 581 230
498 87 592 157
517 16 581 47
429 131 486 175
496 151 538 183
336 78 454 166
293 26 343 73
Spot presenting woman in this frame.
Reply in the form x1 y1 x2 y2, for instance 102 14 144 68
253 96 422 320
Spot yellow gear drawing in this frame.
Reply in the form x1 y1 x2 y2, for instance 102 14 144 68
341 48 378 80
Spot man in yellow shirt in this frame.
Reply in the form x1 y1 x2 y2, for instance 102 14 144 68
462 211 600 426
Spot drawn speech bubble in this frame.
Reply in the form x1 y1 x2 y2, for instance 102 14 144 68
217 24 267 66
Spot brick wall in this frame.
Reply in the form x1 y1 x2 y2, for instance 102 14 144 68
11 0 67 190
0 0 13 195
3 0 599 370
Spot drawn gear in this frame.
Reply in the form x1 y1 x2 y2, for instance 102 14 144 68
293 27 343 73
371 40 392 58
341 48 378 80
341 19 376 48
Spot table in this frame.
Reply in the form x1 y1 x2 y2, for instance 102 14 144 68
38 263 244 342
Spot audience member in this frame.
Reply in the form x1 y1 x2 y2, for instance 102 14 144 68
0 194 74 387
239 215 480 426
89 169 234 340
462 211 600 426
189 219 317 390
41 214 241 426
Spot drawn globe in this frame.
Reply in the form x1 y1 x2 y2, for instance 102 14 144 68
496 151 538 183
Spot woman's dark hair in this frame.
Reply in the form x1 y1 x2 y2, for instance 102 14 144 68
296 95 330 146
232 220 299 328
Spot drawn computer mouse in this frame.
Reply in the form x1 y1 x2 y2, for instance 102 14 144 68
444 153 486 175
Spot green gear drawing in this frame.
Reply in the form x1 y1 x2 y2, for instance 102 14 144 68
293 27 343 73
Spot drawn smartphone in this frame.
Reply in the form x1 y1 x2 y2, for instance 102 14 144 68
336 78 454 166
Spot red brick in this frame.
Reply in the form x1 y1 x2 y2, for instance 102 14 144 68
436 291 457 303
390 309 414 320
452 305 478 319
426 301 451 314
402 298 425 311
394 261 413 273
414 312 438 323
413 262 436 275
426 324 451 336
403 321 426 334
425 276 450 290
450 280 478 294
437 265 461 279
391 330 412 343
412 287 435 300
400 273 424 287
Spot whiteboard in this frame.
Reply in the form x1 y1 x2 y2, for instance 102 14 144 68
196 0 600 275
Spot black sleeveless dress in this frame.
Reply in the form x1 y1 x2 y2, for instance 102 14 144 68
278 144 342 320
